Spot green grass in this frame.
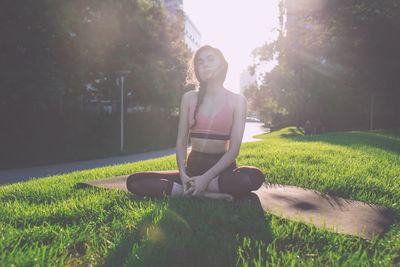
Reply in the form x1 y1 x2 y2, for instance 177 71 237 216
1 127 399 266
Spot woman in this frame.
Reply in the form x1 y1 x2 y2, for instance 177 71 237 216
126 45 265 201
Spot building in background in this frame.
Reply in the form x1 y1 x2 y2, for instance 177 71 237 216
239 69 257 95
283 0 319 47
160 0 201 52
183 14 201 52
162 0 182 16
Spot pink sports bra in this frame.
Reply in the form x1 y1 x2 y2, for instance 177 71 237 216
188 90 233 140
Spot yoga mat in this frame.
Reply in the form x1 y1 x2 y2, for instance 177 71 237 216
75 176 395 240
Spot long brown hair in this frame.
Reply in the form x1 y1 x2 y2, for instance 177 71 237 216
186 45 228 130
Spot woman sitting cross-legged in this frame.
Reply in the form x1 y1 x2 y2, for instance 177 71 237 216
126 45 265 201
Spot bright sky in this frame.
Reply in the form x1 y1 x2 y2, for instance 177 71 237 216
183 0 280 93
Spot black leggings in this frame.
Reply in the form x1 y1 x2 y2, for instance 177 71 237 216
126 150 265 198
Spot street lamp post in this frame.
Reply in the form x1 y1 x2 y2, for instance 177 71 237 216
370 94 374 131
115 70 131 153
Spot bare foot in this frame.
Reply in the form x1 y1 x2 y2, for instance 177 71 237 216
201 192 234 202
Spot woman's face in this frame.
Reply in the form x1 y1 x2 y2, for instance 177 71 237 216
196 49 224 82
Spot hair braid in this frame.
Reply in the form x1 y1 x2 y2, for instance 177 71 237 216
190 81 207 130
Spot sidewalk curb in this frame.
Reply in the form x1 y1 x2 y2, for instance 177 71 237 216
0 123 269 186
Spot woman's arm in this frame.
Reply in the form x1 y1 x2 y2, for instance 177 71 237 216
197 94 248 185
176 91 191 176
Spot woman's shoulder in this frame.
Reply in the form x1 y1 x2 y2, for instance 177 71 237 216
226 90 247 109
182 90 198 99
182 90 198 106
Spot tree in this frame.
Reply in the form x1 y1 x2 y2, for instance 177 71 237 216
249 0 400 131
0 0 192 168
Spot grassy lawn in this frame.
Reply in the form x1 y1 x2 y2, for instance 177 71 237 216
1 127 399 266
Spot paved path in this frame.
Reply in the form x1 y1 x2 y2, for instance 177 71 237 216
0 123 269 186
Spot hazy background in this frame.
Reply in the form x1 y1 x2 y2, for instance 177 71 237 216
184 0 280 93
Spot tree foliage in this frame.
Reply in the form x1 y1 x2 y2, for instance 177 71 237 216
0 0 191 168
247 0 400 131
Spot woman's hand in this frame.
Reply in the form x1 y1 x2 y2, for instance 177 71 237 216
180 172 195 195
188 175 209 196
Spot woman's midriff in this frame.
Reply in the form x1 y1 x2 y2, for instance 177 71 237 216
186 149 237 177
190 138 230 154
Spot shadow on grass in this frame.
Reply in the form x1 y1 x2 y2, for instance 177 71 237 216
68 180 398 266
280 127 304 138
100 193 272 267
283 128 400 154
